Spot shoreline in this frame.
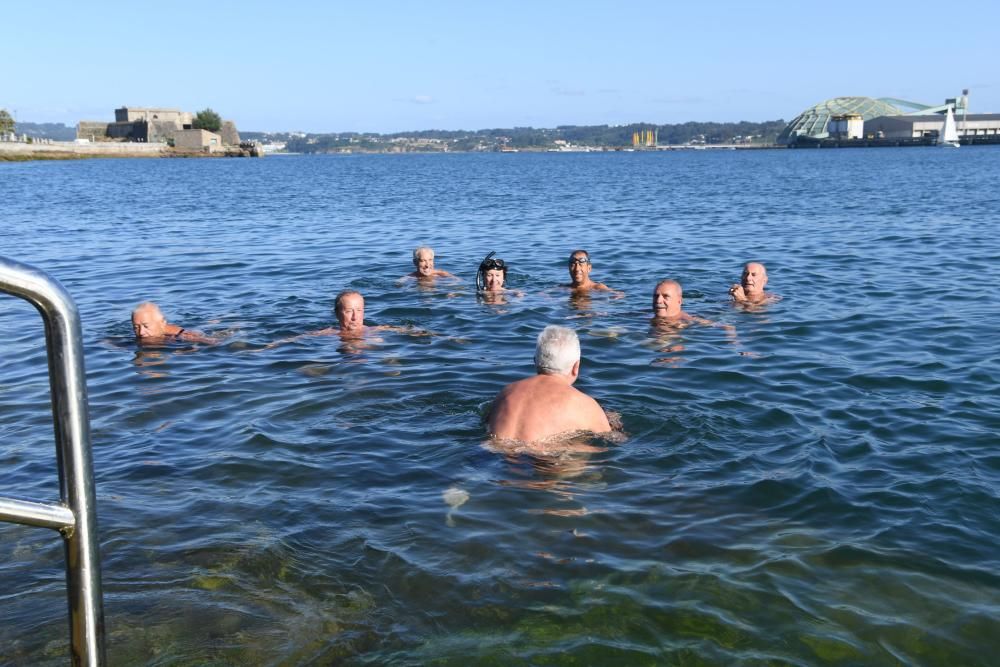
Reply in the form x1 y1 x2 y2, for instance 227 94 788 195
0 141 260 161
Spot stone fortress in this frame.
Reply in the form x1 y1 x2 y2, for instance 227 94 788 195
77 106 243 151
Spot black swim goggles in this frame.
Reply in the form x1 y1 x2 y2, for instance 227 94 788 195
479 251 505 271
568 256 590 266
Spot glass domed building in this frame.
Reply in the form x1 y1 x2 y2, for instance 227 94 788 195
778 97 902 144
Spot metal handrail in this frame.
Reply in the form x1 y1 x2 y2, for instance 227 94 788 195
0 256 106 666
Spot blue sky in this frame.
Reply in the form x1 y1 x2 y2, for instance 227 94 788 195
4 0 999 133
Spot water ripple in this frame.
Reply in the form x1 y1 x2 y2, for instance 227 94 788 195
2 150 999 664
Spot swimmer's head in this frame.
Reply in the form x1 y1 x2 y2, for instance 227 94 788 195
534 325 581 376
477 252 508 291
413 246 436 277
652 279 683 318
334 290 365 332
131 302 167 339
567 249 592 286
741 262 768 295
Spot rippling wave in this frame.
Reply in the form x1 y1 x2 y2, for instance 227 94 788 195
2 150 999 664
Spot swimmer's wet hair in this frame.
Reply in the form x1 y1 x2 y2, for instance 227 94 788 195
412 246 435 262
334 290 363 311
132 301 164 318
654 278 682 292
534 325 580 375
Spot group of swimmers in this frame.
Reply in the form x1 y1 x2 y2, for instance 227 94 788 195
130 247 776 445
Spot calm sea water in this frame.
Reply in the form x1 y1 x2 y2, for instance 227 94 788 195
1 149 998 665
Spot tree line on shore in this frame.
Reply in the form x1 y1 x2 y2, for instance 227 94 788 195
255 119 788 153
5 110 788 151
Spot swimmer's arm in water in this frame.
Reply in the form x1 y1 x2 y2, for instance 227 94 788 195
374 324 472 344
256 327 338 351
178 329 220 345
712 319 741 347
593 283 626 299
697 316 749 352
372 324 436 337
686 314 742 347
604 409 624 433
682 313 735 334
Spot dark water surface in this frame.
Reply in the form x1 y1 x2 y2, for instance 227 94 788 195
1 150 998 665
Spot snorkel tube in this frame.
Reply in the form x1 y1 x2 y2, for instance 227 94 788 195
476 251 496 292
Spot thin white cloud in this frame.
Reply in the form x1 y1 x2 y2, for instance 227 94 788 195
412 95 434 105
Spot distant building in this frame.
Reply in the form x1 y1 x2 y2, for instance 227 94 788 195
864 114 1000 139
115 107 193 126
77 106 239 146
780 93 1000 145
173 128 223 151
828 114 863 140
778 97 900 144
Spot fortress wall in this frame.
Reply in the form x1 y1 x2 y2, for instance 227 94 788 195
0 141 167 156
149 120 182 142
107 121 145 140
77 122 110 141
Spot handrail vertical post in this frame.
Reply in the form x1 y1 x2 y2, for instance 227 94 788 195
45 275 106 667
0 256 106 666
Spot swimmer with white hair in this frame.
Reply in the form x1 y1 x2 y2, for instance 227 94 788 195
406 246 456 280
487 325 611 442
131 302 217 344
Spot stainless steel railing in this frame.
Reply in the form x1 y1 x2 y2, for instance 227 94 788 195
0 256 106 666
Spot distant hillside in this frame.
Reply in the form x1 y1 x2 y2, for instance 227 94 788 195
13 122 76 141
241 131 304 143
281 120 788 153
11 120 789 150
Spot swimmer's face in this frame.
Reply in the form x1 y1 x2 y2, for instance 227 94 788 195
336 294 365 332
414 250 435 277
568 252 591 286
131 306 167 339
484 268 505 291
741 263 768 295
652 282 683 318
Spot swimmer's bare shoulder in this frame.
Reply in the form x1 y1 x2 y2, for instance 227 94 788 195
570 388 611 432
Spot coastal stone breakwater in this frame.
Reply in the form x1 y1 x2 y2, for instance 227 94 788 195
0 140 262 161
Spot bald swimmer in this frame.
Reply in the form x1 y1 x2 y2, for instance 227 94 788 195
729 262 776 304
263 290 431 350
653 279 696 324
